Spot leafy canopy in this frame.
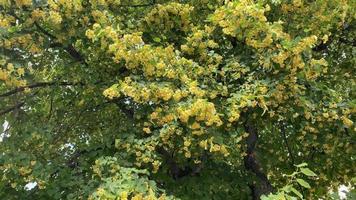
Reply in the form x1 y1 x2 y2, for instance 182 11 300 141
0 0 355 199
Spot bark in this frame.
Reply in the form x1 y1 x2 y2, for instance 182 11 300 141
157 147 206 179
244 121 274 200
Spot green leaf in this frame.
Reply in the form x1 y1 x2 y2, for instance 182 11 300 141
260 195 270 200
282 185 292 192
296 179 311 189
300 168 317 177
286 195 298 200
290 187 303 199
153 37 161 42
295 163 308 168
286 172 298 178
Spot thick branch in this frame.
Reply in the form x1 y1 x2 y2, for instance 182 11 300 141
4 8 87 64
244 120 274 200
34 22 86 63
156 146 199 179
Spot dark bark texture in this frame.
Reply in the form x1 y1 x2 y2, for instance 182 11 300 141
244 121 274 199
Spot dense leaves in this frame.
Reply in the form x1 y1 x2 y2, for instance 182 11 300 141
0 0 355 199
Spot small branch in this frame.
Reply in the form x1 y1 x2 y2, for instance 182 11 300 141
33 22 87 63
47 96 54 120
0 102 25 116
312 23 355 52
4 8 87 64
279 122 295 166
0 90 39 116
118 0 156 8
33 21 57 39
0 82 83 98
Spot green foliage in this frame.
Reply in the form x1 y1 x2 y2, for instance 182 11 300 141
0 0 355 199
261 163 316 199
89 157 172 200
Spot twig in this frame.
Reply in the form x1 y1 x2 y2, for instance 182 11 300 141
0 102 25 116
279 122 295 166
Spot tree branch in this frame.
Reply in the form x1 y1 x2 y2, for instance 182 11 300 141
279 122 295 166
244 119 274 200
0 81 84 98
0 102 25 116
156 146 200 179
312 23 355 52
3 7 87 64
33 22 87 63
117 0 156 8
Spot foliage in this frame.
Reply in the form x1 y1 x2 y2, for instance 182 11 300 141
261 163 316 200
0 0 355 199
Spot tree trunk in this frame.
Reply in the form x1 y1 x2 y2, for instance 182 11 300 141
244 121 274 200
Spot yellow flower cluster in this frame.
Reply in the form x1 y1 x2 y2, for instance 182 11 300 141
0 63 27 87
181 27 218 54
292 35 318 54
48 11 62 26
145 3 193 33
228 110 240 123
0 69 8 81
177 99 222 126
156 87 174 101
3 34 33 51
57 0 83 12
272 51 289 68
198 137 230 157
89 0 121 9
103 84 120 99
119 80 178 103
91 10 108 24
341 116 353 128
93 189 166 200
211 1 269 39
159 124 179 144
180 26 223 74
15 0 32 7
281 0 348 38
0 14 14 28
152 160 161 173
211 0 328 83
18 166 32 176
85 29 95 40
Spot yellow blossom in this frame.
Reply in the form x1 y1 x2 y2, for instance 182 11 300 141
199 140 208 150
173 90 182 101
191 122 200 130
120 191 128 200
152 161 160 173
103 85 120 99
143 127 151 134
7 63 14 72
17 68 25 76
341 116 353 128
49 11 62 25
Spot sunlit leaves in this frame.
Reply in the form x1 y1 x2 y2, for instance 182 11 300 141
0 0 355 199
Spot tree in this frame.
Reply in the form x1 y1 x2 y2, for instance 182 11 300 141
0 0 355 199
